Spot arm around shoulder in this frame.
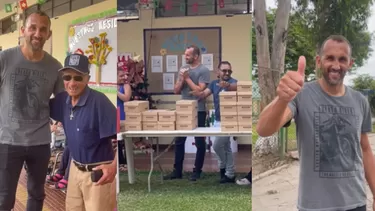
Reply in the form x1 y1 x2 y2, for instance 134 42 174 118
50 93 64 122
256 97 294 137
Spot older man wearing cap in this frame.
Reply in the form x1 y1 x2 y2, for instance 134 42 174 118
50 54 117 211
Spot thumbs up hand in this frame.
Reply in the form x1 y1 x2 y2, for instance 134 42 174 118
276 56 306 103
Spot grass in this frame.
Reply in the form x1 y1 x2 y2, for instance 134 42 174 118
252 122 375 151
118 171 251 211
252 122 297 145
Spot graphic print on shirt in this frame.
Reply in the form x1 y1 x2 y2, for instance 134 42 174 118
314 105 360 178
9 68 48 123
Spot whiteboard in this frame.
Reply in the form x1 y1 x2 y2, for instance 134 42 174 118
68 16 117 85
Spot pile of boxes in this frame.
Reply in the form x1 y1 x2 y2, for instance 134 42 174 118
122 81 252 132
157 110 176 130
219 81 252 131
123 101 149 131
123 100 198 131
176 100 198 130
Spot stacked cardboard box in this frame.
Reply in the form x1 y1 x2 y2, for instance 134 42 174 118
142 110 163 130
124 101 149 131
218 81 252 132
219 91 238 131
176 100 198 130
158 110 176 130
237 81 252 131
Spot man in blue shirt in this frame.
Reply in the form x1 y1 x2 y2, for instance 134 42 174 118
191 61 238 183
50 54 117 211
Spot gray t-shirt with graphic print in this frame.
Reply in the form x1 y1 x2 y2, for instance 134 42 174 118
0 46 64 146
180 64 210 111
288 81 371 211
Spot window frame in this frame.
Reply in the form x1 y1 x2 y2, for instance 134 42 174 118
154 0 252 18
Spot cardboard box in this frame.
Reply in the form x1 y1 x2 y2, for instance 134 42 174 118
219 91 237 102
237 81 252 92
238 125 252 131
237 102 252 113
220 101 238 114
143 122 158 130
176 110 197 122
124 121 142 131
221 121 238 132
142 110 164 122
158 121 176 130
124 101 149 113
176 100 198 111
238 114 252 123
158 110 176 122
176 119 198 130
237 92 252 102
220 114 238 122
125 113 142 122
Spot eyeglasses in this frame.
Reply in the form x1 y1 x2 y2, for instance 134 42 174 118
62 75 84 82
220 69 232 74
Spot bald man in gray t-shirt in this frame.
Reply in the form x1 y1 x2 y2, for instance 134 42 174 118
257 35 375 211
164 45 210 181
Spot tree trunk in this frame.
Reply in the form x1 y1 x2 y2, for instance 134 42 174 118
254 0 292 157
253 0 271 110
270 0 291 84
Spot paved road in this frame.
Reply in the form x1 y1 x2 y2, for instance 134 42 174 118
252 134 375 211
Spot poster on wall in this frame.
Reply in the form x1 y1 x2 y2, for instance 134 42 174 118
68 16 117 85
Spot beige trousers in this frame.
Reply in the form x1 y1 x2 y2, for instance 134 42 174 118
65 160 117 211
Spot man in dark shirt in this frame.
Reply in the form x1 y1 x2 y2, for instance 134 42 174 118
191 61 238 183
50 54 117 211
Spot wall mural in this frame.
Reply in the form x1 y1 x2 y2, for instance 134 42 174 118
67 15 117 86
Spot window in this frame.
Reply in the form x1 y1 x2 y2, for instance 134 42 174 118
71 0 91 12
52 0 70 17
25 4 39 18
155 0 251 18
40 0 53 18
117 0 139 20
24 0 107 19
0 16 17 35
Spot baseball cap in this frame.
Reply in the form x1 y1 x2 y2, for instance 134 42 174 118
58 54 90 74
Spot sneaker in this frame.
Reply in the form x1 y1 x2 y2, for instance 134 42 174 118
55 179 68 190
163 170 182 180
220 175 236 183
189 168 202 181
236 178 251 186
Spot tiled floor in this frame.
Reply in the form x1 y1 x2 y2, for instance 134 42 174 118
15 170 66 211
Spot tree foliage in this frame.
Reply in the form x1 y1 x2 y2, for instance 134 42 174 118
295 0 373 69
252 0 373 81
352 74 375 113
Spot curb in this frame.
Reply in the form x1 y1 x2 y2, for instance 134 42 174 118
252 164 290 182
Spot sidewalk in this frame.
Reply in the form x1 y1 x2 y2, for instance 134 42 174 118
252 134 375 211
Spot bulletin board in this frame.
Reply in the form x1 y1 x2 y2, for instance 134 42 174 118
143 27 222 95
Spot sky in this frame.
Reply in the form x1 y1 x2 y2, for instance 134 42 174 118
264 0 375 86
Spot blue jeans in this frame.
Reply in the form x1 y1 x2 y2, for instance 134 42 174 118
173 111 207 173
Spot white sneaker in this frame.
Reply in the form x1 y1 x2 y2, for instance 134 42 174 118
236 178 251 186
